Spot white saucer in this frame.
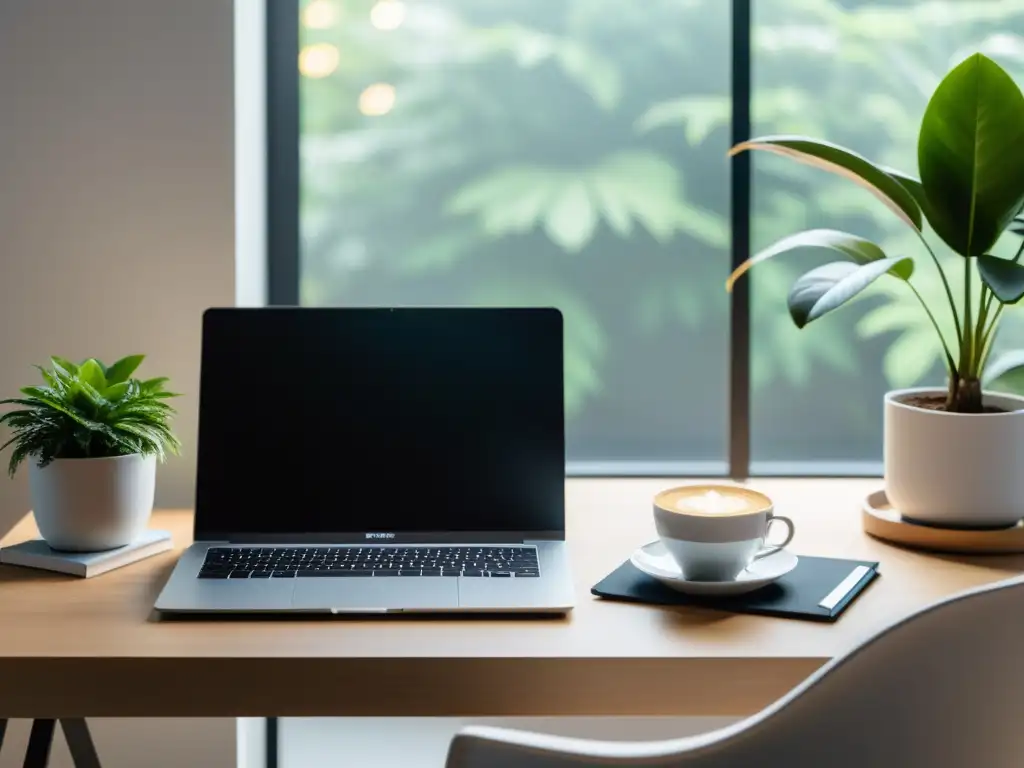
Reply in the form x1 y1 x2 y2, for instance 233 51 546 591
630 541 799 596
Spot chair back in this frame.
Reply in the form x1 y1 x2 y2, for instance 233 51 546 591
448 575 1024 768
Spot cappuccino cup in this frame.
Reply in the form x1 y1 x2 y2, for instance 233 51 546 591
653 485 795 582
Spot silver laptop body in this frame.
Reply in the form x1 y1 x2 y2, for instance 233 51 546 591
155 307 574 615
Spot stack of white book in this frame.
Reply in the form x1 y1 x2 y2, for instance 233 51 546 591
0 530 172 578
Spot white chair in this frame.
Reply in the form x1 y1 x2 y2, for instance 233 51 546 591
446 575 1024 768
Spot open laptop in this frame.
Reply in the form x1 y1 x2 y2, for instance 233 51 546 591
155 307 574 615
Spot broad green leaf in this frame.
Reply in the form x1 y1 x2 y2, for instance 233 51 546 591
730 136 923 230
102 381 131 402
104 354 145 385
139 378 175 396
77 380 107 411
543 179 597 253
977 254 1024 304
727 228 912 291
50 356 78 375
882 167 939 226
985 350 1024 394
788 257 914 328
918 53 1024 256
1 354 178 475
78 359 106 390
33 366 58 389
17 387 102 430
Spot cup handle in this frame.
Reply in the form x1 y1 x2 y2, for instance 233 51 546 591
752 515 795 561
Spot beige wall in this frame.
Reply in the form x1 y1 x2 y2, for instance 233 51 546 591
0 1 236 765
0 0 235 535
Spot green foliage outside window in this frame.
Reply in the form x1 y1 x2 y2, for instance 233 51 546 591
298 0 1024 459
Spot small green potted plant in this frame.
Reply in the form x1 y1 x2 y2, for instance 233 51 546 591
0 355 180 551
728 53 1024 528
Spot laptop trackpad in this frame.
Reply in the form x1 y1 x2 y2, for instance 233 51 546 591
291 578 459 611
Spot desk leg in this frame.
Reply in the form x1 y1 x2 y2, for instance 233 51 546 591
0 719 103 768
23 719 55 768
61 719 102 768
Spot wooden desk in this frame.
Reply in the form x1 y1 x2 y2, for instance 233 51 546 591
1 478 1022 719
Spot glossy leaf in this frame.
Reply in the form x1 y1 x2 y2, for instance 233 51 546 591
977 254 1024 304
50 356 78 376
0 359 179 477
918 53 1024 256
729 136 923 230
882 167 939 227
727 228 911 291
103 354 145 385
78 359 107 391
102 381 131 402
788 257 914 328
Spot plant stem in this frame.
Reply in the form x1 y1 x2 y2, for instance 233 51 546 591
907 281 956 373
962 256 973 377
974 283 991 374
979 303 1005 373
916 232 963 347
975 240 1024 374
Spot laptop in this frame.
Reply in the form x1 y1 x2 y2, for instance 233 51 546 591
155 307 575 615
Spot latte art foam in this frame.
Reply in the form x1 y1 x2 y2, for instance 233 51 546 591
656 485 771 517
675 489 750 515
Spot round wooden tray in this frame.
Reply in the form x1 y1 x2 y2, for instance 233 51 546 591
862 490 1024 554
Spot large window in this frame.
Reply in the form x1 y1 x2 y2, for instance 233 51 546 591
270 0 1024 476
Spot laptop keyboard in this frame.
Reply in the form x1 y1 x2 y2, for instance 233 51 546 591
198 546 541 579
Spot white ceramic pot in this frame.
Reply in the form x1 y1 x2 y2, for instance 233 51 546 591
28 454 156 551
884 387 1024 528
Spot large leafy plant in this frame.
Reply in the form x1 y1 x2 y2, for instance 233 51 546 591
728 53 1024 413
0 355 180 476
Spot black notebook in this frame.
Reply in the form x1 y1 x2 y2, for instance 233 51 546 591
592 555 879 622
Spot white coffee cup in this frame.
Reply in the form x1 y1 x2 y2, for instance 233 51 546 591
652 485 795 582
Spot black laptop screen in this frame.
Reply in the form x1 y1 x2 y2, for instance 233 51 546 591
194 308 565 538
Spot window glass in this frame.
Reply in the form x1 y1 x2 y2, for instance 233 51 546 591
298 0 731 470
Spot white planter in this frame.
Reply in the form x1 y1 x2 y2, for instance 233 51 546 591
884 387 1024 528
28 454 156 551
